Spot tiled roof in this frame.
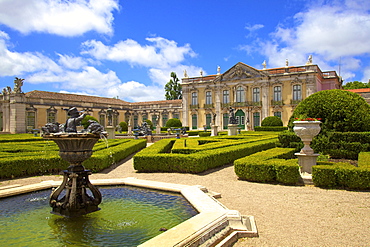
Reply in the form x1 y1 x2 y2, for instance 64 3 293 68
25 90 182 106
129 99 182 105
346 88 370 93
25 90 128 105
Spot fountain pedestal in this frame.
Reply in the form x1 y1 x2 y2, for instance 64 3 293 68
44 133 105 217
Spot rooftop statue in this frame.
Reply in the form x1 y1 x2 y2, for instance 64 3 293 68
14 77 24 93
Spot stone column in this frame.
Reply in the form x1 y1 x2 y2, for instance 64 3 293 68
9 93 26 133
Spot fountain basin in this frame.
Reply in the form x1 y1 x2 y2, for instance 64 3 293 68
0 178 258 246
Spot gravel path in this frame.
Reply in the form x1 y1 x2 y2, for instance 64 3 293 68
1 151 369 246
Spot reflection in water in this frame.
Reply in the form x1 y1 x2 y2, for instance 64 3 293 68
0 186 197 247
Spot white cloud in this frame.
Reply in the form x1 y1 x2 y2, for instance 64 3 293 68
0 0 119 36
0 32 61 76
149 65 205 86
81 37 197 68
57 54 87 70
106 80 165 102
248 0 370 81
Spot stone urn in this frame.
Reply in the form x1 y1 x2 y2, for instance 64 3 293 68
293 121 321 155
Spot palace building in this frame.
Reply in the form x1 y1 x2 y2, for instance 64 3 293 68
0 61 342 133
181 61 342 130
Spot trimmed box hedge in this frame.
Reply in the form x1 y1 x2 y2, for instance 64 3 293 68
133 137 278 173
312 152 370 190
234 148 299 185
0 138 146 179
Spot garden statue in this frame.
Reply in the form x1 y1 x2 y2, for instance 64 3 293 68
213 113 217 125
229 107 238 124
14 77 24 93
64 107 87 132
42 107 107 217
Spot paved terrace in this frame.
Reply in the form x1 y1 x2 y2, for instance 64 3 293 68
0 146 369 246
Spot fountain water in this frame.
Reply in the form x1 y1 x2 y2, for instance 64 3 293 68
42 107 107 217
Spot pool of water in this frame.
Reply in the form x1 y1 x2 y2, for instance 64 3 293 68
0 186 198 247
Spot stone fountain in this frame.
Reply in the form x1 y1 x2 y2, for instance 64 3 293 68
42 107 107 217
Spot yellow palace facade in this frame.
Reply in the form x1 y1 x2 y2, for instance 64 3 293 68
181 62 342 130
0 61 341 133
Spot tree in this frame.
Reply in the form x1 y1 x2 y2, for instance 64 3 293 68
261 116 283 126
342 81 370 89
119 121 128 131
164 72 182 100
81 115 99 129
165 118 182 128
290 89 370 132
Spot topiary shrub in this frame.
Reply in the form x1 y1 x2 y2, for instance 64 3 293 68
165 118 182 128
81 115 99 129
261 116 283 126
290 89 370 132
144 119 154 130
119 121 128 131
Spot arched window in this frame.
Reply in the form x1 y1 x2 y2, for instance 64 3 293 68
236 86 245 103
223 113 229 129
206 114 212 128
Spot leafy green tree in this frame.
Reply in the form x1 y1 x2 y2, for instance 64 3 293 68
144 119 154 129
261 116 283 126
81 115 99 129
342 81 370 89
165 118 182 128
290 89 370 132
119 121 128 131
165 72 182 100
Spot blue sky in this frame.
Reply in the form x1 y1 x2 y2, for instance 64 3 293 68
0 0 369 102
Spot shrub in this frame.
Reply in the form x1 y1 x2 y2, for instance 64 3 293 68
81 115 99 129
199 132 211 137
254 126 287 132
119 121 128 131
234 148 300 185
290 89 370 132
145 119 154 129
165 118 182 128
261 116 283 126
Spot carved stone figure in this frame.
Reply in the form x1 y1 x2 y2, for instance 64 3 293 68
213 113 217 125
14 77 24 93
64 107 87 133
229 107 238 124
86 120 104 134
41 122 60 134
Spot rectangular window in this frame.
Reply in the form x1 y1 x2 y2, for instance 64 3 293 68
293 84 302 101
274 112 282 119
223 90 229 104
26 112 35 129
206 114 212 128
152 115 157 126
162 114 168 127
192 114 197 129
236 86 245 103
274 86 282 101
253 112 260 127
47 112 56 123
223 113 229 129
253 88 260 102
133 115 138 128
205 91 212 105
191 92 198 105
100 114 106 127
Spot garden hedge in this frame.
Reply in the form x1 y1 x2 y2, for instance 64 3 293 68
133 137 277 173
0 138 146 179
312 152 370 190
234 148 299 185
